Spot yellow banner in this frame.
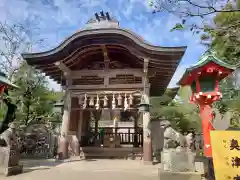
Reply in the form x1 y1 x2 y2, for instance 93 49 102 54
210 131 240 180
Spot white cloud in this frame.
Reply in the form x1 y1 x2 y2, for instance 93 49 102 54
122 3 134 19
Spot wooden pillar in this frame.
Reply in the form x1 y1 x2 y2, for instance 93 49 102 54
59 90 71 159
78 110 83 144
94 111 99 135
142 58 152 163
142 109 152 163
133 114 138 147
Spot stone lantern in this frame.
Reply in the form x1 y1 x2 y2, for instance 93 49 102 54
138 103 150 112
178 50 236 158
138 94 150 112
53 101 64 115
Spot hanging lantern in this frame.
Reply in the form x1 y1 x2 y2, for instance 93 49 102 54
95 94 100 110
128 94 133 105
138 94 150 112
82 94 87 109
89 96 94 107
117 94 122 106
112 93 116 109
103 95 108 107
124 94 128 111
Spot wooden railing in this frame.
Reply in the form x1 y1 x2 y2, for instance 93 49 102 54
90 127 143 146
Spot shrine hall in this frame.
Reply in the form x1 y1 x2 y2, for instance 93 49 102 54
22 11 186 163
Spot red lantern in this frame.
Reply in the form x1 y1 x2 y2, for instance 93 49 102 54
178 50 235 157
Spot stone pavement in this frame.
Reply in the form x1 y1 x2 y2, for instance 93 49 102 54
0 159 160 180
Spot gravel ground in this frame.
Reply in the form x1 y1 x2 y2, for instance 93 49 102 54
0 159 160 180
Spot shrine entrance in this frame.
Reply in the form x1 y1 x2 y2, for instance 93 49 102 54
83 109 143 148
76 97 143 158
68 85 144 158
22 11 186 163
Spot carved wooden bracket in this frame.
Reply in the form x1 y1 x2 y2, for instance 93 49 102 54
55 61 71 76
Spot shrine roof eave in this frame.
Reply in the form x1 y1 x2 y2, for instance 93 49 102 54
22 28 186 65
177 54 236 86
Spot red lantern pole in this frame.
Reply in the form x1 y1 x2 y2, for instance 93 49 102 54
191 91 221 157
199 104 214 157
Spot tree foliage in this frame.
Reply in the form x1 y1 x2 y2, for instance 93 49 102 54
202 2 240 65
0 19 44 79
0 18 61 127
149 0 240 23
151 87 201 133
213 76 240 128
201 1 240 128
149 0 240 17
149 0 240 44
149 0 240 130
7 62 58 126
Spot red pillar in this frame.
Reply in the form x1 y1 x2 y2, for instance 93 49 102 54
199 104 214 157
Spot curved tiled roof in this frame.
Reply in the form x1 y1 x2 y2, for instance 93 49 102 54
22 25 186 96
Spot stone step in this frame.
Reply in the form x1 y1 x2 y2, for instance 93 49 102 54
79 147 142 160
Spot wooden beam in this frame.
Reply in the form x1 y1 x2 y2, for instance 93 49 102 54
54 61 71 76
71 69 143 78
71 90 143 97
68 83 146 90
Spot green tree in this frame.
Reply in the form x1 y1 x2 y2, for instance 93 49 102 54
9 62 57 126
202 2 240 65
151 87 201 133
149 0 240 33
0 16 58 127
214 76 240 128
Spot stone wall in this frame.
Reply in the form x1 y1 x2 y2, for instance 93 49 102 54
16 124 57 159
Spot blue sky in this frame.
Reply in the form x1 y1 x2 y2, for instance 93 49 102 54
0 0 208 90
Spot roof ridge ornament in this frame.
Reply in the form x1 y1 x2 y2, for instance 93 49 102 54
85 11 119 29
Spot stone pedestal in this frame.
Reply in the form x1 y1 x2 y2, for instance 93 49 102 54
0 147 22 176
161 149 196 172
159 149 202 180
158 170 202 180
58 136 69 159
71 136 80 156
143 141 152 164
59 90 71 159
142 112 152 163
195 156 215 180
